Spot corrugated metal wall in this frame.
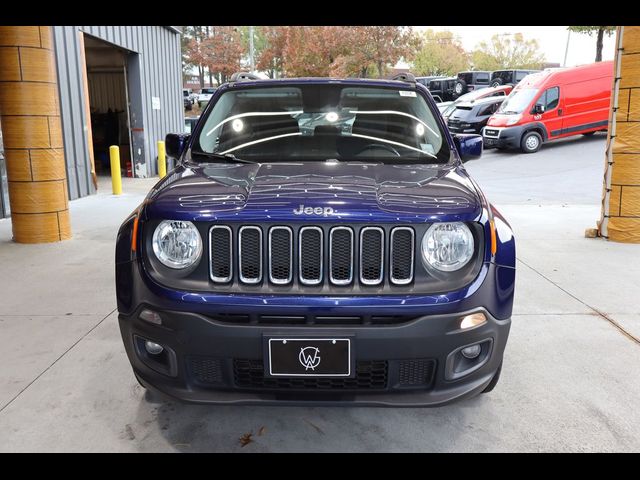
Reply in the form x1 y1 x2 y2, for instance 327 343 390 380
52 26 183 200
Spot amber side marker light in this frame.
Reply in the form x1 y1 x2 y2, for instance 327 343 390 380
490 220 497 256
131 216 139 252
460 312 487 330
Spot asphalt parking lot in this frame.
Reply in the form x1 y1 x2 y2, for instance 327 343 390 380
1 133 639 452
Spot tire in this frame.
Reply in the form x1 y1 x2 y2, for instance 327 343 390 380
454 80 467 97
582 131 596 136
490 78 503 88
482 363 502 393
520 131 542 153
198 101 202 108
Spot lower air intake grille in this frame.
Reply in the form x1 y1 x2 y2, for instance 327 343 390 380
234 359 388 390
398 359 436 386
188 356 224 385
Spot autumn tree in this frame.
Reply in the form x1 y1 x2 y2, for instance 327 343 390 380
281 26 350 77
568 26 616 62
471 33 546 71
203 26 245 84
182 26 208 88
325 26 415 78
256 26 289 78
411 29 469 76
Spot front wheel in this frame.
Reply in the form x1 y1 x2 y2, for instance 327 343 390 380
520 131 542 153
481 363 502 393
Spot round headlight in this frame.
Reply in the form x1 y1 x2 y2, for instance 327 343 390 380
421 222 474 272
152 220 202 269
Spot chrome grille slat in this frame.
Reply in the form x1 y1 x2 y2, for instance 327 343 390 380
239 226 262 284
268 226 293 284
329 226 354 285
390 227 415 285
209 226 232 283
359 227 384 285
299 226 323 285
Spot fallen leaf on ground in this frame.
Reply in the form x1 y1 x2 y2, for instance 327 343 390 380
258 426 266 436
240 432 253 447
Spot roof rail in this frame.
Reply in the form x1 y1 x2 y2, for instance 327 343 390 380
390 72 416 84
229 71 261 82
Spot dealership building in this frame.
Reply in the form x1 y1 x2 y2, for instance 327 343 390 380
0 26 183 240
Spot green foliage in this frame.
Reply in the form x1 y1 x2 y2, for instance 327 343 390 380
411 30 469 76
471 33 546 71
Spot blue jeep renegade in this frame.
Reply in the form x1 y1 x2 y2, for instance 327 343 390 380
115 73 516 406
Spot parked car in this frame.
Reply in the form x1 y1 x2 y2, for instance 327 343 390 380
116 74 515 406
183 88 196 105
490 70 540 88
441 85 513 121
416 75 444 88
197 87 217 107
453 71 492 98
447 96 505 135
427 76 457 102
483 61 613 153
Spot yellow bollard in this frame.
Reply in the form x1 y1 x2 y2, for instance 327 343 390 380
109 145 122 195
157 140 167 179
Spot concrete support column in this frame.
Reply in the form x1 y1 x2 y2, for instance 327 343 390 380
0 26 71 243
600 26 640 243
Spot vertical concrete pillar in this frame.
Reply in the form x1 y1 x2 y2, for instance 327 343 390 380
600 26 640 243
0 26 71 243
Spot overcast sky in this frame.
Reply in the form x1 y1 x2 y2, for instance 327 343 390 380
412 26 616 67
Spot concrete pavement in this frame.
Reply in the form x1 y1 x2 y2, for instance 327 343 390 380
1 136 639 452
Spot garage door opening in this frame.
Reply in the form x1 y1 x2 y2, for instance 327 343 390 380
82 35 134 184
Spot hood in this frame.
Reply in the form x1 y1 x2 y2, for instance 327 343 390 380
144 161 483 223
486 113 520 128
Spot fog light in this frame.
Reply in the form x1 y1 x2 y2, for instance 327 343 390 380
139 309 162 325
144 341 164 355
460 312 487 330
461 344 482 359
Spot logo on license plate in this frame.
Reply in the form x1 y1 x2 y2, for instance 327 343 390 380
299 346 321 370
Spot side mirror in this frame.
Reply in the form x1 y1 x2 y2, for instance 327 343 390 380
532 104 545 114
453 133 483 163
165 133 191 160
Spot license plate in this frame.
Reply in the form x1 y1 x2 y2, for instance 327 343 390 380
266 338 352 377
484 138 497 145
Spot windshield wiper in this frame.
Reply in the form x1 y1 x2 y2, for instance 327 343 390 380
190 150 256 164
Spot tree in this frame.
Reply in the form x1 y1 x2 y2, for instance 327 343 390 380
256 26 289 78
203 26 245 84
411 29 469 76
182 26 208 88
568 26 616 62
471 33 546 71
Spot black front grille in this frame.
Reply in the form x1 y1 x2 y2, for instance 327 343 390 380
239 227 262 283
299 227 322 284
398 359 436 386
189 356 224 385
330 227 353 284
269 227 292 283
206 224 426 290
360 228 383 284
234 359 388 390
207 313 418 326
210 226 232 282
390 228 414 284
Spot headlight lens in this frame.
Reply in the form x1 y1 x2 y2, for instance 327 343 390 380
506 114 522 126
421 222 474 272
152 220 202 269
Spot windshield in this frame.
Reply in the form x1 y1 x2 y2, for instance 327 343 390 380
202 88 216 94
497 88 538 114
192 84 449 164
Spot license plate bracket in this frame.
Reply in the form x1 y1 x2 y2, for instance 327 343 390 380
264 337 353 378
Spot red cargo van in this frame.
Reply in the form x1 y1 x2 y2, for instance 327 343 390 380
482 61 613 153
